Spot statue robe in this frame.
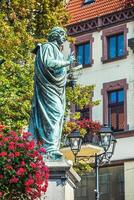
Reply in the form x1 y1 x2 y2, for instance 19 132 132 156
29 42 67 154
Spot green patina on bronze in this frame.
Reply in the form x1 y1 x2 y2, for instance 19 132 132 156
29 27 74 160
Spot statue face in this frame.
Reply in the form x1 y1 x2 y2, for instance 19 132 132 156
47 27 67 46
57 31 67 46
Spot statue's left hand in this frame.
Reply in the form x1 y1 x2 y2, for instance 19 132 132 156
68 52 76 65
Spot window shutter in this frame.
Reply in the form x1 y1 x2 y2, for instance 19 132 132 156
118 105 124 130
110 107 117 130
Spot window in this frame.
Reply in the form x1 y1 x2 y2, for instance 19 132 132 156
71 33 94 68
84 0 95 4
102 79 128 132
76 42 91 66
102 25 128 63
100 174 109 194
107 33 124 59
75 105 92 119
108 89 124 132
80 107 91 119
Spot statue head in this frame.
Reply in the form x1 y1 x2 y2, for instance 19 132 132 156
47 27 67 46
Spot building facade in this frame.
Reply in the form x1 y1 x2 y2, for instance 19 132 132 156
65 0 134 200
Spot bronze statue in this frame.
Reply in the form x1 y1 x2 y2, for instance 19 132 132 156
29 27 75 159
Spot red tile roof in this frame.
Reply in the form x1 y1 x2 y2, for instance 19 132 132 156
66 0 134 25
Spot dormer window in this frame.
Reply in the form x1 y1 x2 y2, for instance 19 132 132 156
84 0 95 5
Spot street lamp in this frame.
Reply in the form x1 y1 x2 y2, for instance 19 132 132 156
94 124 117 200
99 124 112 151
68 124 117 200
68 130 83 163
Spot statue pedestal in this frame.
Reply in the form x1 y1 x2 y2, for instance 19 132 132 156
43 159 80 200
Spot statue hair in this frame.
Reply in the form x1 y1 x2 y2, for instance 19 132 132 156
47 27 66 42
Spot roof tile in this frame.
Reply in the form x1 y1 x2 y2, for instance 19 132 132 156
66 0 134 24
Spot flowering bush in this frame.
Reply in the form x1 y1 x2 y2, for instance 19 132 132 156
0 125 49 200
63 119 101 136
77 119 101 134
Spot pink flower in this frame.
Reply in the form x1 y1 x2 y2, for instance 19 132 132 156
33 150 39 157
0 126 49 199
42 166 48 172
25 187 32 193
35 172 41 179
0 152 7 157
25 178 34 186
26 140 35 150
2 137 9 142
36 179 43 185
41 185 47 192
21 161 25 167
22 132 31 139
9 177 19 183
14 152 20 157
30 162 36 169
17 143 24 148
8 142 16 150
16 168 25 176
26 132 32 137
8 152 15 158
9 131 17 137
